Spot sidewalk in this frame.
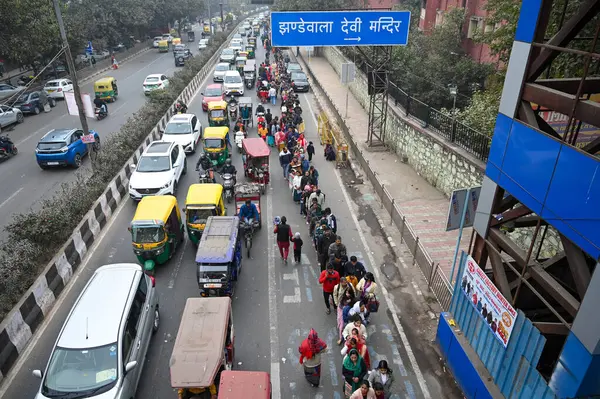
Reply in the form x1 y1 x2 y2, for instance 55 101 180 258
296 48 470 281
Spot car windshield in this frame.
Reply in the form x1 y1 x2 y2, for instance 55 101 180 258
154 37 162 41
200 40 208 44
224 75 241 84
289 64 301 71
205 87 222 96
188 208 216 224
17 93 30 102
292 73 307 81
132 225 166 243
41 343 118 397
165 122 192 135
145 77 160 83
38 141 67 151
45 82 60 88
204 138 223 148
137 155 170 172
216 64 229 71
222 49 234 55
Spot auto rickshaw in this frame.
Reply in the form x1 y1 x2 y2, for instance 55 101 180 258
203 126 230 167
171 297 234 399
246 59 256 72
244 45 255 59
238 97 253 127
242 138 270 193
94 77 119 102
172 37 182 48
196 216 242 297
207 100 229 127
253 25 260 35
248 37 256 47
158 39 169 52
243 65 255 89
235 56 247 75
187 30 195 42
218 371 271 399
129 195 184 275
184 184 226 245
238 51 249 59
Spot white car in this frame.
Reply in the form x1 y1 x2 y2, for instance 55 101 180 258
223 70 244 96
213 62 231 82
153 36 163 48
129 141 187 200
162 33 174 43
0 105 24 129
198 39 209 50
161 114 202 154
143 74 169 95
43 79 73 99
230 40 242 53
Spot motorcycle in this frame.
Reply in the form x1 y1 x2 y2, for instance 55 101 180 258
95 107 108 121
255 166 267 194
221 173 235 203
197 167 215 184
245 77 254 89
0 134 18 160
174 103 188 114
234 131 245 153
240 218 259 257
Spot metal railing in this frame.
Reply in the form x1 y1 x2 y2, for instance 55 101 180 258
299 51 453 311
341 48 492 162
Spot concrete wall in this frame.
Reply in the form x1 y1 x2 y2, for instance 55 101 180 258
322 46 485 198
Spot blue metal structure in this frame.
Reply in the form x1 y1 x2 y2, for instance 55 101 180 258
269 11 411 47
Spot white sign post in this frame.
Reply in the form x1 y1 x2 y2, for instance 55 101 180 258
341 62 355 120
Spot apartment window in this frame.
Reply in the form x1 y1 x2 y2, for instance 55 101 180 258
467 17 483 39
435 10 444 26
484 22 494 33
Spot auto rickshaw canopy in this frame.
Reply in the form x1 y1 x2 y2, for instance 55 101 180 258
242 137 270 157
94 77 117 90
170 297 232 388
132 195 180 225
218 371 270 398
204 126 229 139
186 183 223 207
207 100 228 111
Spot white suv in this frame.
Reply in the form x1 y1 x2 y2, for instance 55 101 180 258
161 114 202 154
223 71 244 96
129 141 187 200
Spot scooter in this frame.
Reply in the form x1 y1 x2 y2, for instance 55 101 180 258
221 173 235 203
95 107 108 121
228 99 238 120
234 130 245 153
0 134 18 160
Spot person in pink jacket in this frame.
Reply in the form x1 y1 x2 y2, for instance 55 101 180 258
349 380 377 399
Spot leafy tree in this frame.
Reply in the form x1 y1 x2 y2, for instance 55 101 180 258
273 0 361 11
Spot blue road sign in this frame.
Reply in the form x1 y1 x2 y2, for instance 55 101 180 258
270 11 411 47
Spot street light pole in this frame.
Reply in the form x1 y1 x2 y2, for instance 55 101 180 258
51 0 95 168
220 3 224 31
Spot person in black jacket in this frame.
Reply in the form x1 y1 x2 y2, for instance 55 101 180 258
344 256 366 280
274 216 293 263
317 229 337 271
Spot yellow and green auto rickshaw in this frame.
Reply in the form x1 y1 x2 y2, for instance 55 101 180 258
129 195 184 275
248 37 257 48
244 45 255 59
184 184 226 244
207 100 229 127
203 126 230 167
93 77 119 102
158 39 169 52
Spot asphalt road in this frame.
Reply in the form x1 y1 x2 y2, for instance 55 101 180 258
0 27 203 240
0 40 447 399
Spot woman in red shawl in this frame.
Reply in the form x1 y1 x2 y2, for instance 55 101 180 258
298 328 328 387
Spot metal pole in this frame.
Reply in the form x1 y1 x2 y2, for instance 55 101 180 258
220 3 224 31
51 0 94 169
345 87 349 120
449 188 471 286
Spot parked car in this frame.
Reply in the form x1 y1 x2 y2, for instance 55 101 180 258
213 62 230 82
291 72 309 92
14 90 56 115
202 83 225 111
220 48 236 64
32 263 159 399
0 105 24 129
223 70 244 96
153 36 163 48
161 114 202 154
287 62 303 75
0 83 26 102
43 79 74 99
143 74 169 95
128 141 187 200
35 128 100 169
79 50 110 63
198 38 209 50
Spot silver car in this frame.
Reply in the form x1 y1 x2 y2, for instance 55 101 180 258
0 105 24 130
0 83 26 101
33 263 160 399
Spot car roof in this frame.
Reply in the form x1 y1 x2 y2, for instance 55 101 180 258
45 79 69 84
224 70 240 76
216 62 229 67
144 141 174 155
168 114 194 123
146 73 163 79
206 83 223 90
40 128 75 142
58 263 140 348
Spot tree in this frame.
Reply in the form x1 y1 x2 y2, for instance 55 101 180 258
273 0 360 11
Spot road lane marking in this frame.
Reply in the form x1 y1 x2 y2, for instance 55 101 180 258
0 192 130 397
0 187 23 209
303 93 432 398
168 237 188 289
283 287 301 303
267 187 282 399
302 266 313 302
16 113 69 145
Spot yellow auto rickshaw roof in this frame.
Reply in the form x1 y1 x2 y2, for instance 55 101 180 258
186 183 223 206
132 195 178 223
158 40 168 45
95 77 116 85
207 100 228 110
203 126 229 138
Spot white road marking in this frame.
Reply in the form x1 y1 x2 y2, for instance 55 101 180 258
168 237 188 289
304 94 432 398
0 187 24 209
283 287 301 303
0 193 130 397
16 114 69 145
267 188 282 399
411 281 423 296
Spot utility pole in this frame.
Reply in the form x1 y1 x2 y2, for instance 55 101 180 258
51 0 95 168
208 1 212 34
220 3 224 31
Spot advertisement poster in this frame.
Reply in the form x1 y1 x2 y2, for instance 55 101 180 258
64 92 95 118
460 255 518 347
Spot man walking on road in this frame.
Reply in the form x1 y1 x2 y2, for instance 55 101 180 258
279 147 293 178
319 263 340 314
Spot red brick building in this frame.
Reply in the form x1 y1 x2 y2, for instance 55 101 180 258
418 0 498 64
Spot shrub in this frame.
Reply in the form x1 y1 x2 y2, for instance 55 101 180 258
0 27 235 320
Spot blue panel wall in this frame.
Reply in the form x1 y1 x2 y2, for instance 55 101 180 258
550 332 600 398
485 119 600 260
